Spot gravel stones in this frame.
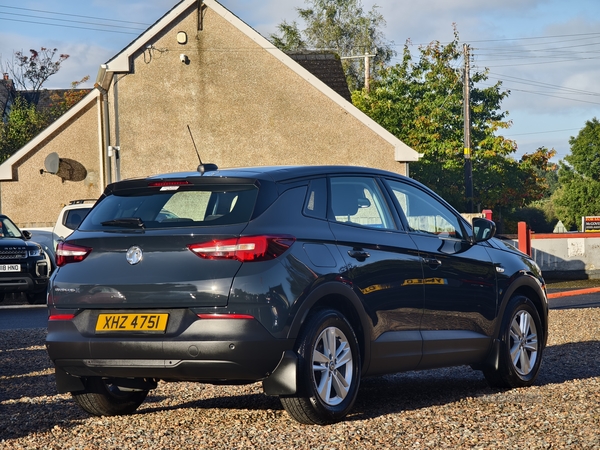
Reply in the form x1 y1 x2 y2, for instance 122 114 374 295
1 309 599 449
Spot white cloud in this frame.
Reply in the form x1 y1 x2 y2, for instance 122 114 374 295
3 0 600 158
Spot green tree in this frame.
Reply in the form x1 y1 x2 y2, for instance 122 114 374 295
503 148 559 233
0 48 83 161
552 118 600 229
552 166 600 230
508 204 557 233
270 21 307 51
270 0 395 91
0 96 49 162
0 77 90 161
352 29 551 216
565 117 600 180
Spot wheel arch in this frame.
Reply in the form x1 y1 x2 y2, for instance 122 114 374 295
287 281 373 374
498 275 549 346
475 274 548 374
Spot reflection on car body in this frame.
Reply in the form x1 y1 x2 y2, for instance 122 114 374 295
46 164 548 425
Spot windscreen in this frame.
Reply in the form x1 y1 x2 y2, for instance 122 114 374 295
0 216 23 238
79 184 258 230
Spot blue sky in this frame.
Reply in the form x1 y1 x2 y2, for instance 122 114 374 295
1 0 600 162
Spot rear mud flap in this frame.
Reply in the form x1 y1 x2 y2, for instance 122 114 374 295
262 350 297 396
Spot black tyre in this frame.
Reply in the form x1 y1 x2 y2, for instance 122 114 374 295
72 377 149 416
484 295 544 388
280 309 361 425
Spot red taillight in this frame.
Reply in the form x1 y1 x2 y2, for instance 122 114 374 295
188 235 295 262
49 314 75 321
56 242 92 267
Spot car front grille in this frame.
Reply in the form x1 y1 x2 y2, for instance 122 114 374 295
0 248 27 259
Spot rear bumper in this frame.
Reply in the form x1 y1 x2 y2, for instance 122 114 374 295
46 310 294 392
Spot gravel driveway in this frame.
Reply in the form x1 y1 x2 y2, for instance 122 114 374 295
1 308 599 449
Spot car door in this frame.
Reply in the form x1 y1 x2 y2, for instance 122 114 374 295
327 175 424 375
383 178 497 370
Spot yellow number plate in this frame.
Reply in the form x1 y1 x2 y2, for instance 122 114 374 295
95 313 169 332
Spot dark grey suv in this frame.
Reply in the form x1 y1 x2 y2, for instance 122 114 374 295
46 165 548 425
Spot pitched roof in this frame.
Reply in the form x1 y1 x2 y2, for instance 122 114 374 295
20 89 91 112
287 52 352 102
0 72 91 119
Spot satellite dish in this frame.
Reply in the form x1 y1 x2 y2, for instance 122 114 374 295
44 153 60 174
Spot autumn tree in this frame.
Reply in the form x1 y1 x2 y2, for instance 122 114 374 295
2 47 69 92
352 29 553 219
552 118 600 230
270 0 395 91
49 76 91 119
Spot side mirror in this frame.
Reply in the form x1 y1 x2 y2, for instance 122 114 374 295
22 230 32 240
472 218 496 243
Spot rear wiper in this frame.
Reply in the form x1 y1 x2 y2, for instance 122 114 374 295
101 217 145 228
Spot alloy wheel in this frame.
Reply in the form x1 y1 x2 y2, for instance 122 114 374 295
311 326 354 406
509 310 538 376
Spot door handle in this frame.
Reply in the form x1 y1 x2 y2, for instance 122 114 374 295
423 257 442 269
348 249 370 261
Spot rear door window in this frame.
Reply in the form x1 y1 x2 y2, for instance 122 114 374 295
328 176 396 230
79 184 258 230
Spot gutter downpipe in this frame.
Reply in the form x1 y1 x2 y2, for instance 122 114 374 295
95 94 105 192
95 64 112 187
112 73 121 182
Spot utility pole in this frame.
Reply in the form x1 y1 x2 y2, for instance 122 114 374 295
364 52 371 90
463 43 474 213
341 52 376 90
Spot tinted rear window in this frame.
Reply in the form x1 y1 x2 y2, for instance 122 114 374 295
79 184 258 230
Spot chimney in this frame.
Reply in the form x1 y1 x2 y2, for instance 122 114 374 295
2 73 8 81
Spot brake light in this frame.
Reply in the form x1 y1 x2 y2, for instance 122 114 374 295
49 314 75 321
188 235 295 262
56 242 92 267
148 181 190 187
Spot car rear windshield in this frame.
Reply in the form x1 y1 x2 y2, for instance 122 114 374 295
78 183 258 230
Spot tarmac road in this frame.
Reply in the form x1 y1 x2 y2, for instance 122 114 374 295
0 305 46 330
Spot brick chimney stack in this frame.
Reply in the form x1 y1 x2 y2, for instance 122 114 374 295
3 73 8 81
